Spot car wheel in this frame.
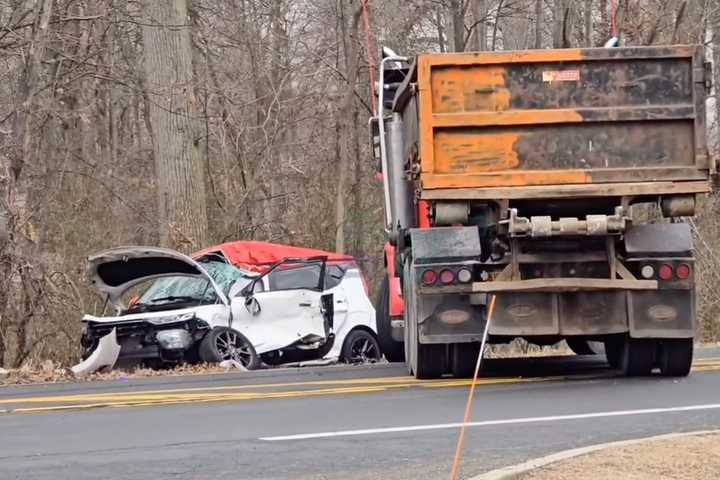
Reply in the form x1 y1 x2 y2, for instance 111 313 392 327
199 327 260 370
376 276 405 362
341 330 382 364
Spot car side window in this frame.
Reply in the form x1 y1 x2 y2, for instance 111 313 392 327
252 280 265 293
267 264 322 291
324 265 346 290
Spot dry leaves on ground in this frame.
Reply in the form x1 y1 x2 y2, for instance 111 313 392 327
519 433 720 480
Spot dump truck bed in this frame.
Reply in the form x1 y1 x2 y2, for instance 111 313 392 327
395 46 712 198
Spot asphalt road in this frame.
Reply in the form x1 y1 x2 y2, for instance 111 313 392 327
1 348 720 480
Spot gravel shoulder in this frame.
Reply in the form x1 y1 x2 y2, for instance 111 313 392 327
518 433 720 480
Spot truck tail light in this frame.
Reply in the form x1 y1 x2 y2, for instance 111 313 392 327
658 264 673 280
421 269 437 285
457 268 472 283
439 269 455 285
676 263 690 280
640 265 655 279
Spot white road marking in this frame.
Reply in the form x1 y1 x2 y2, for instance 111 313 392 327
260 403 720 441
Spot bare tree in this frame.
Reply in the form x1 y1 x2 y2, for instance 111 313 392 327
535 0 544 48
335 3 363 254
553 0 568 48
449 0 466 52
584 0 593 46
472 0 488 51
142 0 208 252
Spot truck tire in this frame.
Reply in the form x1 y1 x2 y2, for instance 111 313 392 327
619 337 655 376
604 337 623 369
404 259 445 379
566 338 598 356
451 343 481 378
199 327 260 370
411 339 445 379
405 300 443 378
376 276 405 362
658 339 693 377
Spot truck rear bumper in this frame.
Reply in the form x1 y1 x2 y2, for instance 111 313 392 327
415 289 693 339
419 277 658 294
420 180 710 200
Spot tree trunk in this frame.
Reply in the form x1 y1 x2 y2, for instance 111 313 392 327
141 0 208 253
584 0 593 47
335 5 362 254
616 0 626 45
535 0 543 49
491 0 505 51
712 6 720 159
472 0 487 51
553 0 566 48
450 0 465 52
436 7 446 53
600 0 609 42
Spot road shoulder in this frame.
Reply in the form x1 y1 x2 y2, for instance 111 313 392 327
471 430 720 480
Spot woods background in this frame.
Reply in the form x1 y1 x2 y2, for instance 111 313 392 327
0 0 718 367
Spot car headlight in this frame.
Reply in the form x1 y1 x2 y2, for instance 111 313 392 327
147 312 195 326
156 329 193 350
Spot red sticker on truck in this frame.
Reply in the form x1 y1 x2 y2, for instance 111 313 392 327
542 69 581 82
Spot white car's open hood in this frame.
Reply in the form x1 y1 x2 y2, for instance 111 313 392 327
88 246 229 306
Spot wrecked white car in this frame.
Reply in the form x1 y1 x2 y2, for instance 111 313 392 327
77 247 380 372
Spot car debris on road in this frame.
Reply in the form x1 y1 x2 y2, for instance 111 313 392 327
73 242 381 375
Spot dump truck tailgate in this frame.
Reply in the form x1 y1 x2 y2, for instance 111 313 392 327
410 46 710 190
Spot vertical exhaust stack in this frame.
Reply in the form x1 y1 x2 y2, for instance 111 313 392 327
375 49 415 243
386 113 415 244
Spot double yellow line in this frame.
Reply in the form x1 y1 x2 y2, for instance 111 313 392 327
0 375 549 414
2 358 720 415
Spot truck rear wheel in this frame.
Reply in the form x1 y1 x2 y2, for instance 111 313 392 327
451 343 480 378
406 308 445 379
411 342 446 379
619 337 655 376
658 339 693 377
566 338 602 356
376 276 405 362
604 337 623 369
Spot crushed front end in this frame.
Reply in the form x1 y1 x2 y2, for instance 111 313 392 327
81 313 211 367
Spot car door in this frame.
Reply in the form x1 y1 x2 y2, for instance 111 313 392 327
324 265 349 333
231 258 329 354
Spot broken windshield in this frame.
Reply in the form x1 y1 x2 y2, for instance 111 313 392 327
137 261 249 305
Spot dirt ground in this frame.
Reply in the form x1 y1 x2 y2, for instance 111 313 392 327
518 433 720 480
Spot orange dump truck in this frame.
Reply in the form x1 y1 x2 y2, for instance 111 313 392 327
370 46 713 379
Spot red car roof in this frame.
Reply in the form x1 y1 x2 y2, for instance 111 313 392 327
193 241 355 273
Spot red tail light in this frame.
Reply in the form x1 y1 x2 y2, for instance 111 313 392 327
676 263 690 280
439 269 455 285
658 264 673 280
421 269 437 285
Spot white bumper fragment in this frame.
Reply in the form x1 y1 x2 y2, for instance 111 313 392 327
71 328 121 376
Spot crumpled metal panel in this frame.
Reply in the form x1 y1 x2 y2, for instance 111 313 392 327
71 328 120 375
